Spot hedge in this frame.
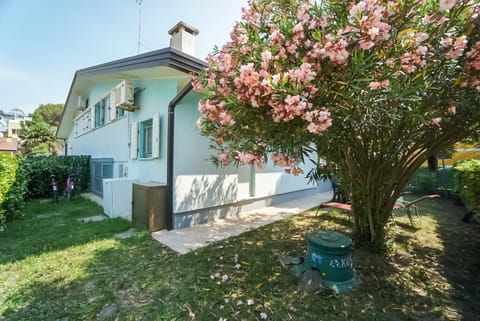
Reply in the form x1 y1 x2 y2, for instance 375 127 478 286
0 155 27 226
0 155 90 228
453 160 480 210
21 155 91 199
407 166 454 195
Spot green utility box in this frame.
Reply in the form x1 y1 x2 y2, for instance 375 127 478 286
305 230 359 293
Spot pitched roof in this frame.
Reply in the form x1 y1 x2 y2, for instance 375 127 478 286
0 137 18 151
57 47 207 139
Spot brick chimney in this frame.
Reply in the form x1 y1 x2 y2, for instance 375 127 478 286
168 21 199 57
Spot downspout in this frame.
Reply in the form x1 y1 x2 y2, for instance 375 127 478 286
63 139 68 156
166 81 193 230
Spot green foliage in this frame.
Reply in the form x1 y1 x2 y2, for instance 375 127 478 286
0 155 28 226
407 167 455 194
453 160 480 210
32 103 63 127
20 155 90 199
0 155 19 226
18 119 58 156
195 0 480 246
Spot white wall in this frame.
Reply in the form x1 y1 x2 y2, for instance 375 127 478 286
173 91 319 213
69 116 128 161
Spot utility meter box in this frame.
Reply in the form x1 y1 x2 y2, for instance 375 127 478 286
132 182 167 231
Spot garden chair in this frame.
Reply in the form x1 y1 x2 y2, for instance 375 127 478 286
316 194 440 227
392 194 440 227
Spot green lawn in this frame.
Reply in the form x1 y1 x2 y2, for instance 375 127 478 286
0 196 479 321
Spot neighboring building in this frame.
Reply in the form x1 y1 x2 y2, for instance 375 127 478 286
0 137 18 156
0 108 33 139
57 22 328 230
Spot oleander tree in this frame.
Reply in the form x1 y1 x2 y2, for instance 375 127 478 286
193 0 480 248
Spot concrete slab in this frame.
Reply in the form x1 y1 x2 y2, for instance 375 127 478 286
82 193 103 206
37 213 63 219
152 191 332 255
78 215 107 223
114 228 138 239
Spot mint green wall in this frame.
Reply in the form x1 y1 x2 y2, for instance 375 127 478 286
126 78 180 183
87 81 118 106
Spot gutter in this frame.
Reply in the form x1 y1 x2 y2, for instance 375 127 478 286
166 81 193 230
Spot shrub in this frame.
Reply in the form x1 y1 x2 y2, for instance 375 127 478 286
21 155 90 199
407 166 454 195
0 155 27 226
453 160 480 210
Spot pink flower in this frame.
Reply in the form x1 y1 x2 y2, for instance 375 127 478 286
440 37 453 47
415 32 429 43
262 49 272 64
431 117 442 127
422 14 433 24
359 39 375 50
369 79 389 90
401 64 417 73
385 58 395 67
438 16 450 25
191 75 203 91
369 81 381 90
218 153 230 166
367 27 380 40
236 152 256 165
439 0 458 12
448 105 456 114
416 46 428 56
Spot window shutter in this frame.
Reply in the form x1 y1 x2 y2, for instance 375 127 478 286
109 91 116 121
130 122 138 159
90 105 95 130
152 113 160 159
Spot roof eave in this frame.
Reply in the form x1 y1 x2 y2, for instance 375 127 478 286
56 47 207 140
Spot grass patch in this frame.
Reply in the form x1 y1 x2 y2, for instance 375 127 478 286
1 196 479 320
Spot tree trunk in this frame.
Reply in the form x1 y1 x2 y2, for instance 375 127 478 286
341 155 402 250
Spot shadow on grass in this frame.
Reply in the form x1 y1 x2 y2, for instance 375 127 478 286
3 197 479 321
0 197 131 265
424 198 480 321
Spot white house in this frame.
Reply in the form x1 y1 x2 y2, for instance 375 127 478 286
57 22 329 230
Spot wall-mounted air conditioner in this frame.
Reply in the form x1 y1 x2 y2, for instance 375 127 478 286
77 96 86 110
115 80 138 111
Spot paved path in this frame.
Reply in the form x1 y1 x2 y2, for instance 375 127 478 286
152 191 332 254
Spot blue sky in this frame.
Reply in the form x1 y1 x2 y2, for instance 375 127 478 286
0 0 248 114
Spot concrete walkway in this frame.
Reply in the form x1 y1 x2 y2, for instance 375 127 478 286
152 191 332 254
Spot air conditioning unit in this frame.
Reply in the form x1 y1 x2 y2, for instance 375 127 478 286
77 96 86 110
115 80 138 111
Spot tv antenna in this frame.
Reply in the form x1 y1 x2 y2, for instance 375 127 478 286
136 0 143 54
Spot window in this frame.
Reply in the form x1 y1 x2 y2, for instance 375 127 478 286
140 119 153 158
94 97 109 127
130 113 160 160
116 107 125 118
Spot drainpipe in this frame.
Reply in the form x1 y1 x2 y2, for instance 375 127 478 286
64 139 68 156
166 81 193 230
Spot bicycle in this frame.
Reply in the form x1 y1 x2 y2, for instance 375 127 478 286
50 174 59 203
65 173 76 201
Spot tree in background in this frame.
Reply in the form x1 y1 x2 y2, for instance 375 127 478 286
193 0 480 248
32 104 63 127
19 104 63 156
